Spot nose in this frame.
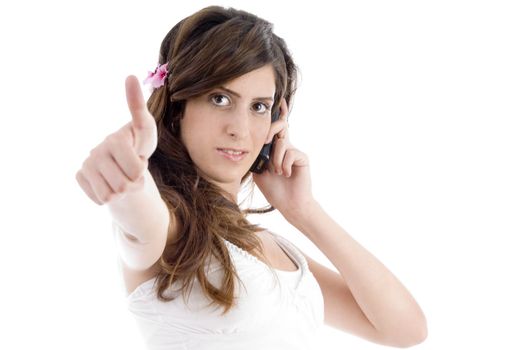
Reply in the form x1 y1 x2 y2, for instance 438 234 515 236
225 109 250 139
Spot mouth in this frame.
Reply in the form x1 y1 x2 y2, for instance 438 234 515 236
216 148 248 161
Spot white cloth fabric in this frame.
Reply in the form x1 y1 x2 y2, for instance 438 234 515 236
126 231 325 349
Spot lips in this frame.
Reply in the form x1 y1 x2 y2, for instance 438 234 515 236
216 148 248 161
217 147 249 153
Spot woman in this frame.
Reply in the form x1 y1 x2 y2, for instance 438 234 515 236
75 5 427 349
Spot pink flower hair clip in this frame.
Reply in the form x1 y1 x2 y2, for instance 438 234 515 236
143 62 169 90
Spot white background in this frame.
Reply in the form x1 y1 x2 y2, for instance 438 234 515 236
0 0 524 349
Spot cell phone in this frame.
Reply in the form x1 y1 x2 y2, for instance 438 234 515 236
249 108 281 173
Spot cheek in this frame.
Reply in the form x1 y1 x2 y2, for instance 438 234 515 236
181 112 208 142
180 117 217 163
179 119 191 148
180 120 202 158
256 121 271 141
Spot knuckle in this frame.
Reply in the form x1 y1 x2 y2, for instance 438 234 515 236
132 176 145 190
81 159 93 175
81 159 95 176
130 167 143 181
89 145 104 158
91 194 103 205
106 131 119 141
117 182 128 193
134 162 148 180
101 192 113 203
75 170 83 183
105 134 120 147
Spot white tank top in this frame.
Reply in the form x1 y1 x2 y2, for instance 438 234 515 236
126 231 325 349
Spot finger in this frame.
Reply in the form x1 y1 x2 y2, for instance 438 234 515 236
126 75 148 128
97 155 133 194
82 160 115 203
100 157 145 195
285 148 309 172
125 75 158 159
278 97 289 122
267 160 275 174
271 137 288 175
276 124 288 141
265 98 289 143
277 98 289 139
76 170 103 205
282 148 299 178
265 119 288 143
108 136 147 181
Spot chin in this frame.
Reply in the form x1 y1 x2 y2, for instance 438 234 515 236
208 168 244 183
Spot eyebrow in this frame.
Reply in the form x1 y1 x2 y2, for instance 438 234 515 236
218 86 274 103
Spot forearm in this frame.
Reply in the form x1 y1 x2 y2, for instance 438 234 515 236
287 201 427 341
106 169 169 244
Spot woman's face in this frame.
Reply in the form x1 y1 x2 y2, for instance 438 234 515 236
180 64 276 199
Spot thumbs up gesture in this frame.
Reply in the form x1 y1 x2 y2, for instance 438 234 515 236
76 76 158 205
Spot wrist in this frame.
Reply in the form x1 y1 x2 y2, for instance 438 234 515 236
284 198 322 228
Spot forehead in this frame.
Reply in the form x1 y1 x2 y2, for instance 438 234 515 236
222 65 275 96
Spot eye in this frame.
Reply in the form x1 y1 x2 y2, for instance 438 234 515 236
253 102 271 115
209 94 230 106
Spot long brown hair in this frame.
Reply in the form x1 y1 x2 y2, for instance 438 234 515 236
145 5 299 315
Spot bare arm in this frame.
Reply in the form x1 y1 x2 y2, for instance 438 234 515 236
109 169 173 271
287 201 427 347
108 168 169 244
76 75 177 271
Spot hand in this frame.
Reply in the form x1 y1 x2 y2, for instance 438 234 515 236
252 98 316 219
75 75 158 205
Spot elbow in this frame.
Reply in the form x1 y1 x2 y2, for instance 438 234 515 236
396 330 427 348
392 322 428 348
379 319 428 348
